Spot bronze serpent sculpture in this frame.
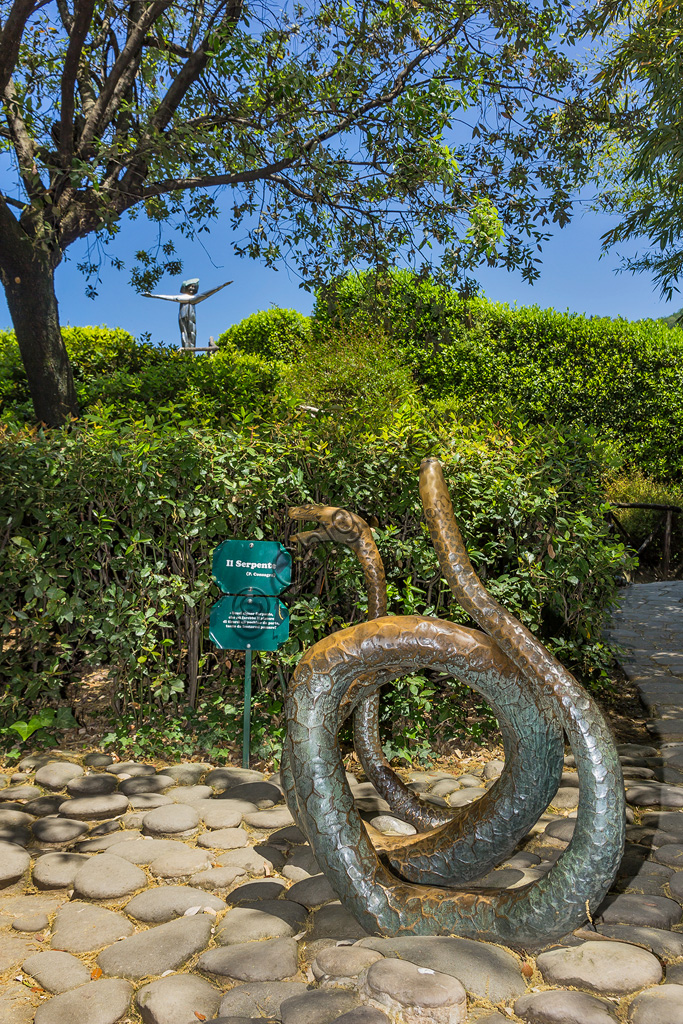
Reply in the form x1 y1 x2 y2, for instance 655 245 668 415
282 458 625 947
286 502 565 888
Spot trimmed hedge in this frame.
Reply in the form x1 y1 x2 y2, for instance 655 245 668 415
315 270 683 481
0 411 629 759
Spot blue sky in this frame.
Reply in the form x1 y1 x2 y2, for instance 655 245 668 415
1 197 678 347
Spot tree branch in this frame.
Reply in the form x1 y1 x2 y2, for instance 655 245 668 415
0 0 47 96
3 80 43 197
59 0 97 167
78 0 173 153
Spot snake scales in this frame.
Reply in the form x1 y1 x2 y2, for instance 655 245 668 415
281 457 625 946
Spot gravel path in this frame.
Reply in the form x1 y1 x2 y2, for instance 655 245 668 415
1 581 683 1023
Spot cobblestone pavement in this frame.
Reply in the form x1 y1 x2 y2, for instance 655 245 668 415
2 582 683 1024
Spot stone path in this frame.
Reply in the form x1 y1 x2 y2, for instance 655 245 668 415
1 581 683 1023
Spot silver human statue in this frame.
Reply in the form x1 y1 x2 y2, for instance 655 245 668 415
143 278 232 349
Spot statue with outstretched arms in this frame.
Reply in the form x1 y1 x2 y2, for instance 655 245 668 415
143 278 232 349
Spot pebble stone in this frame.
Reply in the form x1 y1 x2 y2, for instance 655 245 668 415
197 826 248 849
0 784 43 801
653 842 683 867
72 852 147 899
0 808 34 827
51 902 134 952
514 989 619 1024
57 794 129 820
217 981 308 1019
12 911 49 932
22 950 92 993
82 752 113 767
135 974 222 1024
33 978 133 1024
0 840 30 885
360 958 467 1024
357 937 526 1001
369 815 417 836
285 872 337 908
667 869 683 901
142 803 199 835
189 865 247 889
162 763 211 785
97 915 213 979
149 845 212 878
280 989 362 1024
125 885 226 922
596 892 683 929
629 984 683 1023
108 761 156 776
243 807 295 829
215 901 308 944
66 773 119 797
32 852 90 889
107 838 180 863
167 785 213 803
228 879 287 903
35 762 84 790
119 773 175 796
0 822 30 845
597 923 683 959
32 816 89 844
312 945 385 984
536 940 662 995
331 1010 390 1024
308 902 371 941
26 796 69 817
217 847 276 875
193 800 245 829
199 936 299 981
205 766 265 789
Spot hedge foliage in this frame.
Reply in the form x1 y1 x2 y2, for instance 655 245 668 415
315 271 683 482
0 409 629 760
0 327 282 426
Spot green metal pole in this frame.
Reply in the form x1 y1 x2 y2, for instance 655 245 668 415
242 647 252 769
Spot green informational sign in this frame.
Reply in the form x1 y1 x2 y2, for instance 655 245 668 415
209 537 291 768
210 593 289 652
213 539 291 597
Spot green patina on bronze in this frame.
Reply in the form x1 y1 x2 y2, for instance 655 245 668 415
281 457 625 947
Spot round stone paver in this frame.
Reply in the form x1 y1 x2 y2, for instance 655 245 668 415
197 826 248 850
285 873 337 908
142 804 199 835
514 989 619 1024
198 936 299 981
33 852 89 889
34 978 133 1024
536 940 662 995
596 893 683 929
312 945 384 984
217 981 308 1019
280 989 362 1024
361 959 467 1024
356 936 526 1002
22 950 92 993
629 984 683 1023
0 840 30 886
125 885 226 922
243 807 295 829
215 901 308 944
35 762 84 790
149 846 212 878
13 911 49 932
32 817 89 844
97 916 213 979
119 774 174 796
66 774 118 797
51 902 134 952
135 974 222 1024
193 801 245 830
189 865 247 890
72 853 147 899
626 783 683 808
57 794 129 820
107 838 181 864
369 815 417 836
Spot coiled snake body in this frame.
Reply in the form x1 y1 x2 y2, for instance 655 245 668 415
281 458 624 947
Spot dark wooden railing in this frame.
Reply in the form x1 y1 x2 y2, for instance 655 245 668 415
608 502 683 578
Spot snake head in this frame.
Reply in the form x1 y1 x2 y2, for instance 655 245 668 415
288 504 369 553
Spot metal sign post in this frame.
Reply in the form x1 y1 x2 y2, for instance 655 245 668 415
209 539 291 768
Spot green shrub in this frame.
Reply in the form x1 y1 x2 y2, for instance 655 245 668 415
0 411 630 761
0 327 283 426
218 307 311 361
277 319 416 426
315 270 683 482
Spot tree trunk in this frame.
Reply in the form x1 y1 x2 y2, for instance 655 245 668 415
0 220 79 427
